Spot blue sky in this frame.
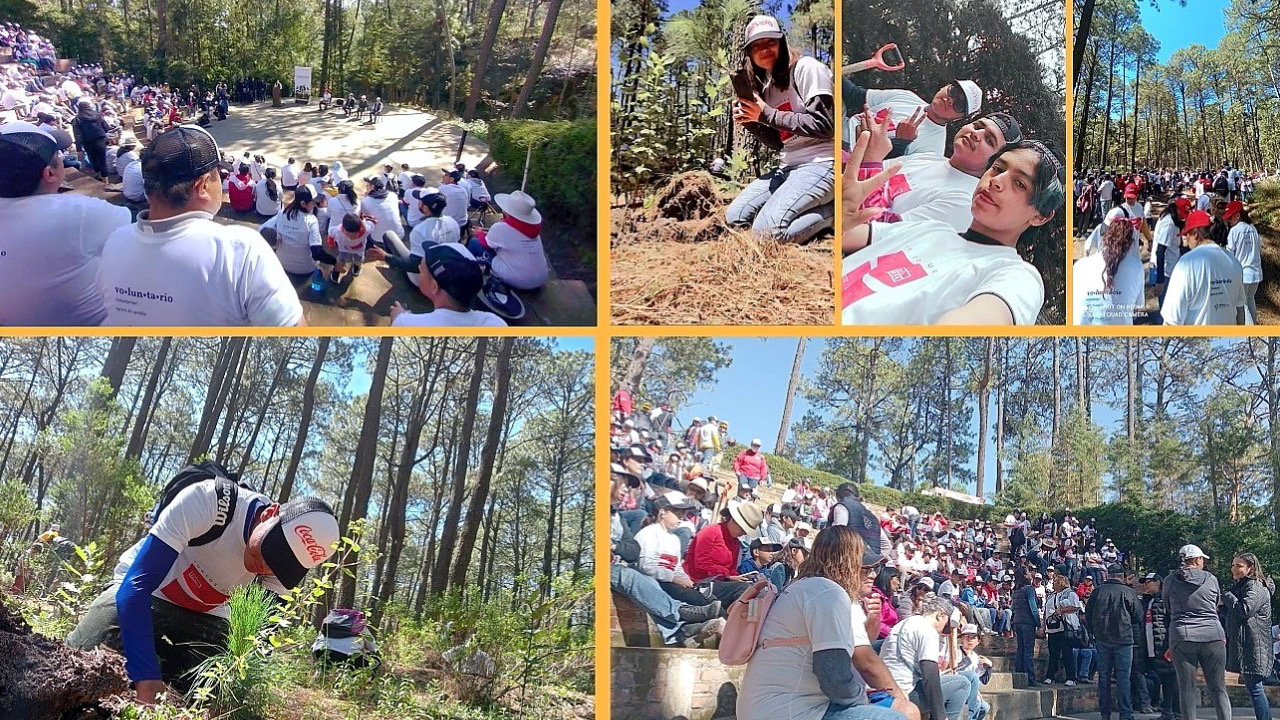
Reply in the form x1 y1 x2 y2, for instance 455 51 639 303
347 337 591 395
679 338 818 454
1141 0 1227 64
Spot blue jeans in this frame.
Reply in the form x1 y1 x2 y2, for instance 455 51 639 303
619 508 647 536
609 564 681 644
726 159 835 243
823 703 908 720
1241 673 1271 720
738 473 760 490
908 673 971 720
1014 624 1037 683
700 448 715 465
1075 646 1096 678
1096 641 1134 719
958 670 990 720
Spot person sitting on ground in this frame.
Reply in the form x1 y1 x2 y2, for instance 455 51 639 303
402 175 431 230
66 464 339 705
841 135 1063 325
297 161 313 188
843 67 982 158
114 134 139 177
737 536 787 588
0 121 130 326
96 125 305 326
280 157 299 192
260 182 324 276
880 592 971 720
470 190 550 291
227 163 255 213
438 169 471 230
1162 209 1245 326
388 244 507 327
385 192 461 282
683 500 763 607
359 175 404 247
254 166 282 217
121 150 147 209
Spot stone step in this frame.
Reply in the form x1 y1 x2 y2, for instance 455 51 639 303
986 671 1032 691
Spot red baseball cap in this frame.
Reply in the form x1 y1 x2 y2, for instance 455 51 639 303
1223 201 1244 220
1123 184 1137 198
1181 210 1212 235
1173 197 1192 219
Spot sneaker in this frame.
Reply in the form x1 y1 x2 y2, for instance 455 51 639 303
678 600 722 623
1065 680 1076 687
1043 678 1054 685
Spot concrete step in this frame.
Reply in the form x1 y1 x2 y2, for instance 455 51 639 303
986 671 1032 691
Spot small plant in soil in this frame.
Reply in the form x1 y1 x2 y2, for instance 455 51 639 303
186 584 280 720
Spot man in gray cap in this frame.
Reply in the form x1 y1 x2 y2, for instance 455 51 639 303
0 121 131 325
97 125 305 326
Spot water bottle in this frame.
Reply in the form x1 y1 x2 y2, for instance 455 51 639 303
309 268 325 293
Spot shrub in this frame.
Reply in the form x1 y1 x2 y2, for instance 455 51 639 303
487 119 596 244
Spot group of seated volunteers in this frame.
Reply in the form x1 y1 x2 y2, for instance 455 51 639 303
0 113 554 326
608 399 1280 720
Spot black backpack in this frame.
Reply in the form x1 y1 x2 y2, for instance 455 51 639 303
150 460 255 547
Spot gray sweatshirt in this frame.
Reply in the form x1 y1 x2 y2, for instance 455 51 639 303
1162 566 1226 643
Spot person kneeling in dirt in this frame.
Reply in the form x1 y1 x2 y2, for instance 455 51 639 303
66 463 340 705
724 15 835 244
840 133 1064 325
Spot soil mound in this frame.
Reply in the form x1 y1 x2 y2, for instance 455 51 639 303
650 172 723 222
0 596 131 720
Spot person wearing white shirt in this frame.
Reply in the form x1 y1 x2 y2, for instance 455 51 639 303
388 243 506 327
1163 209 1245 326
385 193 462 286
471 190 550 290
438 170 471 228
396 164 415 196
634 495 704 603
121 158 146 204
261 184 324 275
401 176 431 229
1151 199 1188 302
254 167 283 217
465 170 491 209
842 137 1061 325
1224 202 1262 324
114 139 139 177
279 157 299 190
0 122 130 325
843 113 1022 239
842 71 982 158
1073 210 1143 325
97 125 304 327
1098 177 1115 215
359 175 404 246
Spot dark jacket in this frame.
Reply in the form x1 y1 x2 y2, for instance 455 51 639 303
1224 576 1274 676
1011 584 1039 626
828 495 882 556
1086 579 1143 644
71 106 110 149
1140 592 1171 657
1163 566 1225 643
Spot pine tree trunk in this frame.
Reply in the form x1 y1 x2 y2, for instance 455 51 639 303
775 339 806 456
621 338 655 397
279 337 329 502
509 0 563 118
431 339 489 596
99 338 136 400
463 0 509 120
126 338 172 460
975 339 992 499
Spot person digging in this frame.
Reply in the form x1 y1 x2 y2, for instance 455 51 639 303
66 461 339 705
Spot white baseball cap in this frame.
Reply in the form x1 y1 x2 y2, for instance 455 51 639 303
955 79 982 114
1179 544 1209 561
750 438 762 447
743 15 784 49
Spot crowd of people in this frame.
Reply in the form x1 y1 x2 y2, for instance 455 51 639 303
838 46 1065 326
0 33 555 327
1073 167 1267 325
608 399 1280 720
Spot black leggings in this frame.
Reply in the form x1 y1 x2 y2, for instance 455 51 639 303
1046 631 1078 682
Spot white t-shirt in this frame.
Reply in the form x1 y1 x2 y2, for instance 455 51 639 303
406 215 464 283
737 577 865 720
1163 244 1245 326
114 479 287 618
1227 222 1262 284
864 88 947 157
874 153 977 232
328 220 375 256
841 219 1044 325
762 56 834 167
390 308 506 327
271 209 323 274
634 523 689 583
1098 180 1114 201
329 193 359 226
359 193 404 243
122 160 146 202
880 614 942 693
280 162 299 187
438 183 470 226
1118 201 1144 261
97 210 304 326
484 221 549 290
114 148 139 176
254 179 282 216
0 193 131 326
467 177 491 201
1151 214 1181 277
1072 251 1143 325
403 187 430 227
1044 589 1081 633
397 171 415 192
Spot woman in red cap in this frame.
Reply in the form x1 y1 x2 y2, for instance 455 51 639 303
1223 201 1261 323
1162 209 1245 325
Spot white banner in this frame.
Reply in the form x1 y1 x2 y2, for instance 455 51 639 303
293 66 312 99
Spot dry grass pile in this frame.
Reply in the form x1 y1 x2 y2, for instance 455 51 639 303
611 171 833 325
611 228 832 325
